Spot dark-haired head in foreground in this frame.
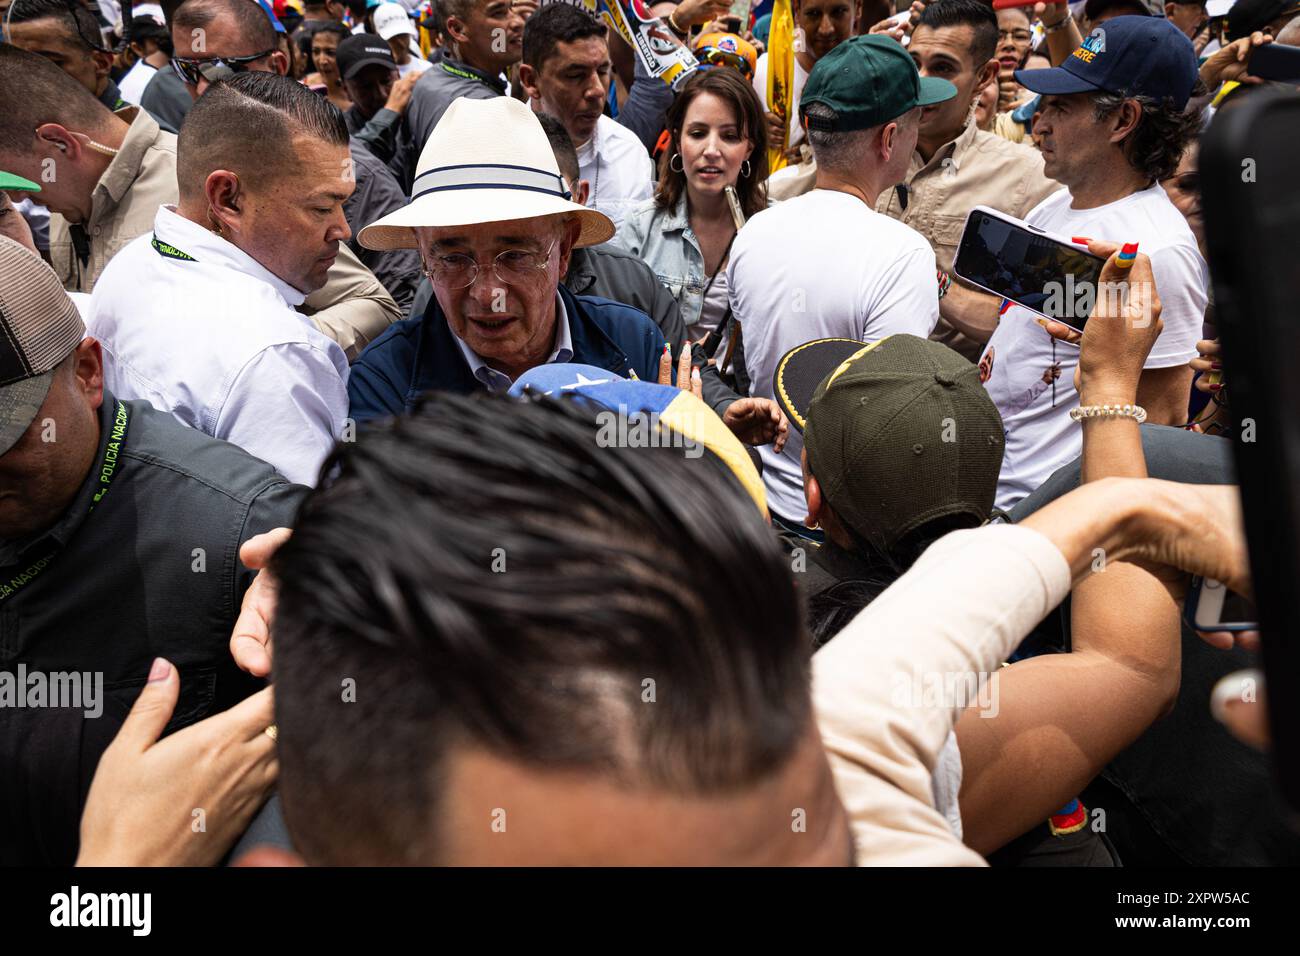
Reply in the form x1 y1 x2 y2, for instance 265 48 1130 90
272 392 853 865
176 70 352 294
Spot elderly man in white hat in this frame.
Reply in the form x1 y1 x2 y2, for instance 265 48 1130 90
347 96 674 419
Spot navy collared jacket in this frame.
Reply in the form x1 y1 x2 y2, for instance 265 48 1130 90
347 284 667 422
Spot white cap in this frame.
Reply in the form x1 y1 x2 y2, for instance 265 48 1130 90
374 2 418 40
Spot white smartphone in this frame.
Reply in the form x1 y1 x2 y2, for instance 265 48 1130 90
953 205 1107 332
1185 576 1259 632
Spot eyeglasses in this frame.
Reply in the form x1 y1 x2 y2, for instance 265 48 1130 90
997 29 1032 43
171 49 278 87
423 242 557 290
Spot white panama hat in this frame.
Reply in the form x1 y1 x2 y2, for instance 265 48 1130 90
357 96 616 252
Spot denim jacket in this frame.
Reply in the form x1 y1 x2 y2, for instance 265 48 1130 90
614 196 709 332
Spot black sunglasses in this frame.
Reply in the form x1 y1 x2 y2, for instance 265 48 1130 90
170 48 278 87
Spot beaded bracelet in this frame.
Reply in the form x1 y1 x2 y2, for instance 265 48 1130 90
937 269 952 299
1069 403 1148 424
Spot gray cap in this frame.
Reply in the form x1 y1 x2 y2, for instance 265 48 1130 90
0 237 86 456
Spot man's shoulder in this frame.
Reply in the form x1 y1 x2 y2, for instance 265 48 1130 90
599 115 648 152
968 128 1044 168
120 396 306 506
574 292 658 331
584 240 656 271
354 313 425 371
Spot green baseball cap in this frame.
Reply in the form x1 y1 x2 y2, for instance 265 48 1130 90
800 35 957 132
775 335 1004 553
0 171 39 192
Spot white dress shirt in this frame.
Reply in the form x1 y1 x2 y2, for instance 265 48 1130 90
88 205 350 486
577 115 654 229
451 292 574 392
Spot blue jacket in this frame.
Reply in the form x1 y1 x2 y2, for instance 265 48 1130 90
348 284 667 421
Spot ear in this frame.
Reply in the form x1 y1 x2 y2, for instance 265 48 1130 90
518 62 541 100
879 120 899 161
72 337 105 411
572 178 590 207
1163 2 1176 15
91 48 115 83
268 49 291 76
444 14 470 46
1107 98 1143 146
557 216 582 277
975 57 999 96
35 123 81 161
804 470 826 530
205 169 244 234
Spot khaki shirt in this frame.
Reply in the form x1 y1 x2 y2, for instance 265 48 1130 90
51 108 178 294
48 107 397 359
875 122 1061 360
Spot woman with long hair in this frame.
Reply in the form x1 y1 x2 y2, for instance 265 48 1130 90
305 22 353 112
616 66 768 344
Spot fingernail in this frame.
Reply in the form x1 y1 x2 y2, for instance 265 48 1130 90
691 367 701 382
147 657 171 683
1071 236 1092 244
1211 362 1222 370
1210 383 1222 391
1115 242 1138 269
663 343 671 358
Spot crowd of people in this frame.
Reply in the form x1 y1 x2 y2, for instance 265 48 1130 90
0 0 1294 867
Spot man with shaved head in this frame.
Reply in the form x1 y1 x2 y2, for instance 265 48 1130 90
87 71 353 486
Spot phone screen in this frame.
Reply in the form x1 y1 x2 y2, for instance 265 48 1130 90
954 210 1106 326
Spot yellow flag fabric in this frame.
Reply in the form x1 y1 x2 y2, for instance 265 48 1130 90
766 0 795 174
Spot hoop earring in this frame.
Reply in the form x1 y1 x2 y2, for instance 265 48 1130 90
669 153 684 173
741 159 752 178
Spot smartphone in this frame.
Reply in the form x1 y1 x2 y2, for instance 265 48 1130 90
1185 577 1259 632
723 15 742 33
1248 43 1300 82
1201 87 1300 812
953 206 1107 330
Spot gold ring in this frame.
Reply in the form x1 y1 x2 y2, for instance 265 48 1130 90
264 724 278 741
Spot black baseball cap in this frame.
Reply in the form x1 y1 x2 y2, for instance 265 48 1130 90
1015 16 1199 110
1083 0 1161 20
1227 0 1300 39
336 34 397 81
774 336 1004 553
800 35 956 132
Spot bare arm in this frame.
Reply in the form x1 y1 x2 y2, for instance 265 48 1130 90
1137 363 1194 426
1040 3 1083 68
957 244 1193 854
939 279 1003 344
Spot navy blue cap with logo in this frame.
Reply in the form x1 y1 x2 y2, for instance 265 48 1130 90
1014 15 1200 111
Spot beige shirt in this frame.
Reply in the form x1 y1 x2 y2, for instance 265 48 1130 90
50 108 177 294
813 523 1072 865
48 106 398 359
875 121 1061 361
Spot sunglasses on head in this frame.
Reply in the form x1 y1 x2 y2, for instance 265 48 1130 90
170 49 277 87
695 48 753 79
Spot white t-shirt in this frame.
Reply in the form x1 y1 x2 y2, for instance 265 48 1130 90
752 52 810 149
396 53 433 77
729 189 940 521
576 114 654 230
117 59 158 106
980 183 1207 510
